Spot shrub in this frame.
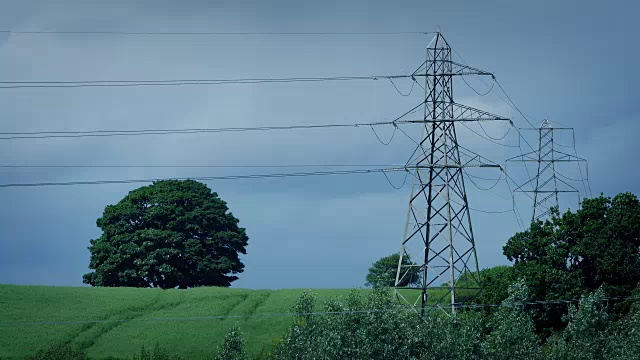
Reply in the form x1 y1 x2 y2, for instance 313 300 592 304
480 280 541 360
132 344 182 360
215 324 247 360
545 289 611 360
28 343 87 360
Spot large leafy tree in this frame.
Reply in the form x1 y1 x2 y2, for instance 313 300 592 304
471 265 517 305
502 193 640 331
83 180 249 289
365 253 419 288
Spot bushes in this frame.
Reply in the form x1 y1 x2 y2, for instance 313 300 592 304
28 343 87 360
545 289 611 360
270 288 520 360
26 286 640 359
215 325 247 360
132 345 183 360
480 280 541 360
267 286 634 360
26 343 182 360
270 289 429 359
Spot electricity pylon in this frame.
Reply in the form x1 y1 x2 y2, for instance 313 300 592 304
394 33 508 314
507 120 588 222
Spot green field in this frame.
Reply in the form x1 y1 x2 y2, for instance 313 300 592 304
0 285 449 359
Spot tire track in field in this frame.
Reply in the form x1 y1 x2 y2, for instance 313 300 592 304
70 292 186 351
81 291 252 353
217 293 251 318
248 291 273 315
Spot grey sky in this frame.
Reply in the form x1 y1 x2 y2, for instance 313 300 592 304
1 0 638 289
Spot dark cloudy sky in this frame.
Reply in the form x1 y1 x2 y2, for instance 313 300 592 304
1 0 638 288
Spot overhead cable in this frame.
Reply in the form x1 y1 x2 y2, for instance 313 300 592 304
460 122 518 148
1 30 435 36
388 78 416 96
0 99 429 141
0 167 406 188
0 164 403 169
0 74 413 89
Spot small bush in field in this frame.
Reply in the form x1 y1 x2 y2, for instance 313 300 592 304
132 344 182 360
215 324 247 360
28 343 86 360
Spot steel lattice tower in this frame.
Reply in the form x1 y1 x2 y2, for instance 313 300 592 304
394 33 508 313
507 120 588 222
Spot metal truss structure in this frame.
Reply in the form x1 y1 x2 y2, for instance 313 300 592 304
394 33 508 314
507 120 588 222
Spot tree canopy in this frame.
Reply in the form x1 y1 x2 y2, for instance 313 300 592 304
82 180 248 289
501 193 640 331
366 253 419 288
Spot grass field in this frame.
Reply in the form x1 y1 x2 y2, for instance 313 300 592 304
0 285 450 359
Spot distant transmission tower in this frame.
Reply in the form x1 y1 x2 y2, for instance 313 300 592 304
507 119 589 221
394 33 508 313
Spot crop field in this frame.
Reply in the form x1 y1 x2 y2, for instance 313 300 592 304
0 285 452 359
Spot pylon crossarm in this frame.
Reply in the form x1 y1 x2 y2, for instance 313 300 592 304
457 150 503 169
520 127 574 130
506 151 538 162
553 150 587 162
450 102 509 121
414 60 493 77
555 177 580 192
512 174 546 193
397 118 510 123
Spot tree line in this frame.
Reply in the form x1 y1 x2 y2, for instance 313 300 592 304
76 180 640 358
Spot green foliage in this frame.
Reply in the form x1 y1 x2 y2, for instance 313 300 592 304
132 345 182 360
545 289 611 360
13 285 640 359
365 253 419 288
268 290 496 360
215 325 247 360
28 343 87 360
421 313 485 360
83 180 249 289
502 193 640 331
474 265 517 305
481 280 541 360
607 291 640 359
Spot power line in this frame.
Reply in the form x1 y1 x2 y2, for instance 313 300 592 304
556 171 589 183
503 167 535 230
388 78 416 96
0 164 403 169
0 120 397 140
477 121 511 141
381 169 409 189
0 101 428 141
463 171 503 191
0 75 414 89
0 168 406 188
369 124 398 145
464 171 512 202
1 30 435 36
460 122 518 148
450 198 512 214
493 78 537 129
468 206 513 214
369 100 425 145
461 75 495 96
450 46 539 191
